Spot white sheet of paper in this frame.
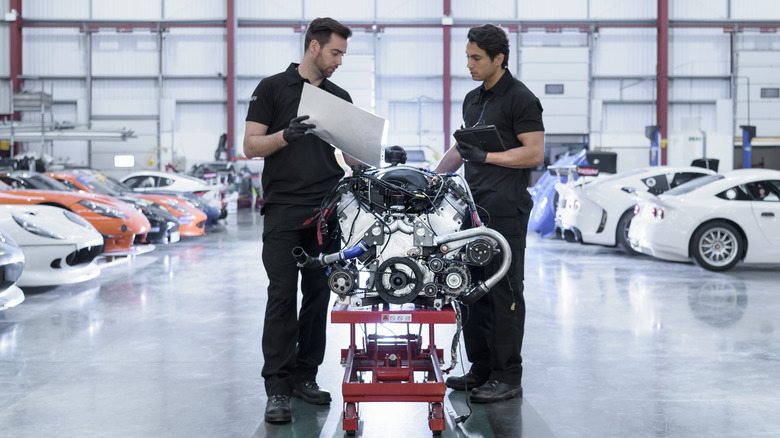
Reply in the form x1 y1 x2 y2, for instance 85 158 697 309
298 82 387 168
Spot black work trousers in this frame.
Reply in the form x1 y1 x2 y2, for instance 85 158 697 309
462 215 528 386
260 205 339 397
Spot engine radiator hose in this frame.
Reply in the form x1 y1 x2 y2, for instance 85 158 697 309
292 240 369 268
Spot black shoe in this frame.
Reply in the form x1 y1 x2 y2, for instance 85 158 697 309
264 395 292 423
292 380 332 405
469 380 523 403
445 372 488 391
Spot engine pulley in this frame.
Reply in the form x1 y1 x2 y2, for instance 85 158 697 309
440 264 471 296
422 282 439 297
428 257 445 273
375 257 424 304
328 268 356 295
464 238 495 266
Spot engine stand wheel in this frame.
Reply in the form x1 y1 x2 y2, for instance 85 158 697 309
343 402 359 435
429 401 445 435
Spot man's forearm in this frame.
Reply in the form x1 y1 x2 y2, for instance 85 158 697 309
244 130 287 158
343 153 369 168
485 144 544 169
434 146 464 173
485 131 545 169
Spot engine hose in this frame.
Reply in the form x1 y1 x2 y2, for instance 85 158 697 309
292 240 369 268
341 241 368 260
432 227 512 303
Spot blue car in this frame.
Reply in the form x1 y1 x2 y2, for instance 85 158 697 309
529 149 617 238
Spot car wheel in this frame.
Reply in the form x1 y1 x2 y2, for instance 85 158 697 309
616 210 638 254
690 221 743 271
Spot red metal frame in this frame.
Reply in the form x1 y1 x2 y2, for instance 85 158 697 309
657 0 669 165
226 0 235 160
9 0 22 93
443 0 452 153
331 303 456 434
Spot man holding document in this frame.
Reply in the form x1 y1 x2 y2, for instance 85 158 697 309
243 17 361 423
435 24 545 403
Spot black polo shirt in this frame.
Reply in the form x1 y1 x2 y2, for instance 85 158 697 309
461 69 544 218
246 63 352 210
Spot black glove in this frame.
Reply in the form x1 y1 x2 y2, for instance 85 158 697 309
456 141 487 164
282 115 316 144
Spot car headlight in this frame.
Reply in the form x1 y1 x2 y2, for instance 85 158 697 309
123 197 153 209
63 209 95 229
162 200 189 214
77 200 128 219
119 198 143 211
178 215 196 224
13 214 65 240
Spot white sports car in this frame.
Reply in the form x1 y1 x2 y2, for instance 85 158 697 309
0 204 104 286
0 229 25 311
629 169 780 271
555 166 716 253
121 170 225 214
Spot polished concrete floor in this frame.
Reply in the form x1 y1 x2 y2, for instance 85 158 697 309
1 208 779 437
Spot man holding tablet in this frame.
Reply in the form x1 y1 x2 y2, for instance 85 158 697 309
435 23 545 403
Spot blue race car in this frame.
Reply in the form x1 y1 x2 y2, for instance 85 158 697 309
529 149 616 238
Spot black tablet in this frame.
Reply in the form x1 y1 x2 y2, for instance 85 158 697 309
453 125 506 152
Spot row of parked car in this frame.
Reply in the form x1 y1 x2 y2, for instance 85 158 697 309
531 150 780 272
0 167 231 311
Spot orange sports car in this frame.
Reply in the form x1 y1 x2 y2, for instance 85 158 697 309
0 180 150 254
47 170 207 237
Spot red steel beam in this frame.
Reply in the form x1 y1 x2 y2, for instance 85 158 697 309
5 0 22 154
443 0 452 152
9 0 22 93
226 0 235 160
657 0 669 165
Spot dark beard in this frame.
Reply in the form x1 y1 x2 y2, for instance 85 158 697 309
314 53 333 78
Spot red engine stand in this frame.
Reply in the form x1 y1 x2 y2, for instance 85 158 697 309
331 302 456 435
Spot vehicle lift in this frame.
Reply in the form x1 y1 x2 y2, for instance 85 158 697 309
331 302 457 435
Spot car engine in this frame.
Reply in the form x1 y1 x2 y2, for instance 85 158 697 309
294 164 511 308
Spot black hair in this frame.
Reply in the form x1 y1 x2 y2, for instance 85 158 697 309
305 17 352 52
467 24 509 68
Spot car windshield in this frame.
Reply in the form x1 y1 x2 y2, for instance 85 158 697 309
665 174 724 196
18 173 73 191
75 175 120 196
101 174 133 192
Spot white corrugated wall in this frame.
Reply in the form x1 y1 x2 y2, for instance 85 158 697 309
5 0 780 172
